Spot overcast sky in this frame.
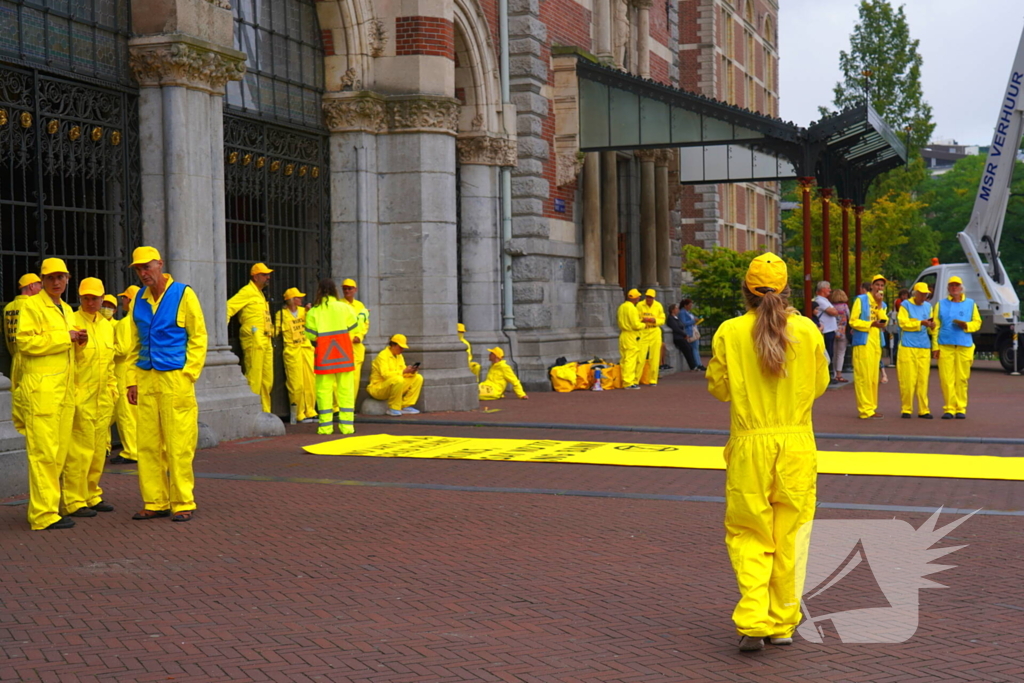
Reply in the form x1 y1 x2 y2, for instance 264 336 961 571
779 0 1024 146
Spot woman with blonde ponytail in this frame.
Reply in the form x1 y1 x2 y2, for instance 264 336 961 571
706 253 831 652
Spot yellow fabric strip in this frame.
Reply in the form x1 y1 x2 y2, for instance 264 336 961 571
303 434 1024 481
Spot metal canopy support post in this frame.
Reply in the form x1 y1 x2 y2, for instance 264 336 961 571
821 187 832 284
841 199 852 294
799 177 814 315
855 205 864 291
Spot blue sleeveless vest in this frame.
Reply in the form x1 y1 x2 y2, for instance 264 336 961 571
899 301 932 349
936 298 976 348
851 294 886 348
134 282 189 371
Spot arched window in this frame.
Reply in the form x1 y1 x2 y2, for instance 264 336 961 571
764 14 775 46
744 0 754 26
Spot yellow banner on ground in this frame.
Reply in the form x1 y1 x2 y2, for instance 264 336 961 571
302 434 1024 481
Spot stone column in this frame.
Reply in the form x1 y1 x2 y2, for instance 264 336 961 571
600 151 619 286
655 152 671 286
583 152 603 284
594 0 613 63
635 0 652 79
129 30 282 443
637 150 657 286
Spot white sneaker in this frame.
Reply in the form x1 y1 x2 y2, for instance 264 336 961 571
738 636 764 652
769 636 793 646
401 407 420 414
385 409 402 417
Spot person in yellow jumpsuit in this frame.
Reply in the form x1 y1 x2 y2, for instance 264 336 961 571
110 286 140 465
617 288 645 389
227 262 274 412
61 277 118 518
706 252 830 651
897 282 935 419
305 279 358 435
932 276 982 420
275 287 316 423
478 347 527 400
126 247 208 523
848 275 888 419
4 272 42 434
368 334 424 416
457 323 480 379
637 289 667 386
16 258 82 530
340 278 370 384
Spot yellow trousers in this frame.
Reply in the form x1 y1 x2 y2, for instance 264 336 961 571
853 344 881 418
316 371 355 435
241 333 273 413
62 393 115 514
638 332 661 385
136 369 198 514
368 373 424 411
618 332 642 386
114 360 137 460
283 344 316 421
897 346 931 416
353 342 366 388
724 430 817 638
938 344 973 415
16 374 74 530
10 353 24 434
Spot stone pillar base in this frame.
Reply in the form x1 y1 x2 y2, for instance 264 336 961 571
0 378 26 498
195 350 284 446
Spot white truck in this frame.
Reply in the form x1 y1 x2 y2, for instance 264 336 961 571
913 25 1024 373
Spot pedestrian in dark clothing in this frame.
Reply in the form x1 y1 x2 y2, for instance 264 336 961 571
667 303 699 370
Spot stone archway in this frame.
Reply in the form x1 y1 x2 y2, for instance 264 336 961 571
316 0 377 92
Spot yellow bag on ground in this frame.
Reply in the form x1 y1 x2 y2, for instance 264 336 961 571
598 364 622 390
575 362 594 390
549 362 578 392
639 361 651 385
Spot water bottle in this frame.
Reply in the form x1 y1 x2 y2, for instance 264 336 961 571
592 367 603 391
289 403 297 424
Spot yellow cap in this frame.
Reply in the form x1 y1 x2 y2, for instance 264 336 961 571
457 323 466 333
912 282 931 294
745 252 788 296
282 287 306 300
390 333 409 349
18 273 40 288
130 246 161 266
871 274 887 284
627 288 641 298
78 277 104 297
103 294 117 307
645 289 656 298
342 278 357 288
40 258 69 275
487 347 505 359
251 262 273 276
948 276 963 286
118 285 140 300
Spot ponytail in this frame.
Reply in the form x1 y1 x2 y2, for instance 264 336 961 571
744 285 795 378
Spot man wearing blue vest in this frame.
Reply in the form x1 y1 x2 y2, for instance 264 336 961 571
932 276 981 420
897 282 935 419
125 246 208 523
848 274 888 419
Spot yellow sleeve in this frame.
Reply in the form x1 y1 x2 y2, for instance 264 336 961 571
848 297 871 332
966 303 982 333
502 363 526 398
897 305 921 332
654 303 666 326
3 302 15 356
105 324 119 396
226 287 247 320
181 288 208 382
813 325 831 399
931 301 942 350
706 327 730 402
274 309 282 338
304 306 319 342
356 305 370 339
629 305 645 332
16 302 72 357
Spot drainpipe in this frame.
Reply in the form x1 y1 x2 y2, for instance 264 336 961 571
499 0 515 331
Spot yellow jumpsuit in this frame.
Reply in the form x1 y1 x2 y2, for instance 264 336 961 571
849 295 887 419
932 298 982 415
275 307 316 421
617 301 645 386
636 299 666 385
227 281 274 412
341 298 369 383
15 291 75 530
305 296 357 435
459 332 481 379
4 294 28 433
479 360 526 400
896 302 932 417
113 313 138 461
62 309 117 514
368 347 423 410
707 310 830 639
126 276 208 515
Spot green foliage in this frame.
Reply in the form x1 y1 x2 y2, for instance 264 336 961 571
680 245 764 330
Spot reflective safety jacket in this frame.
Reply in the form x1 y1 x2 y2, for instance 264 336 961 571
897 300 932 349
341 298 369 343
636 299 666 341
227 281 273 340
933 297 981 349
849 293 887 348
275 307 314 348
72 308 117 410
126 274 208 385
370 347 409 385
480 359 526 398
305 296 356 374
16 291 75 384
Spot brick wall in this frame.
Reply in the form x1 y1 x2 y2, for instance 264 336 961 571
395 16 455 59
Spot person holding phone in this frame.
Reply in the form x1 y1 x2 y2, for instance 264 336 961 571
367 334 423 416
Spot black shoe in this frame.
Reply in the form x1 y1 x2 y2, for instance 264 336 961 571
90 501 114 512
659 364 672 370
45 517 75 529
109 455 136 465
941 413 954 420
955 413 966 419
901 413 912 419
918 413 934 419
70 507 97 517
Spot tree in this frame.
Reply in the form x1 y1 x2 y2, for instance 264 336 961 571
681 245 765 331
821 0 935 152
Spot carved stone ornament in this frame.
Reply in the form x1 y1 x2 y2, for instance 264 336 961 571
322 93 387 133
387 97 461 134
129 38 246 93
204 0 231 8
634 149 660 162
556 150 586 186
368 19 388 58
324 94 464 136
456 135 517 167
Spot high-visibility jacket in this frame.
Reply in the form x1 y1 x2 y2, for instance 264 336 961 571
227 281 273 341
932 297 981 349
125 275 208 385
275 306 313 348
897 301 932 348
849 293 887 348
304 296 356 374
